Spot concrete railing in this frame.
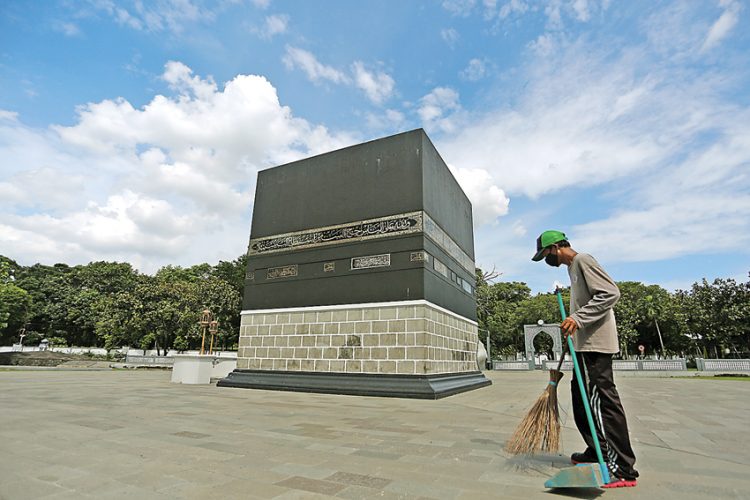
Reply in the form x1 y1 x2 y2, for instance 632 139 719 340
537 358 687 371
635 359 687 370
696 358 750 371
124 355 174 366
541 360 573 371
493 360 535 370
124 353 239 370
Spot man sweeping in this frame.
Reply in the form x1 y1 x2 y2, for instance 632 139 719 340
532 230 639 488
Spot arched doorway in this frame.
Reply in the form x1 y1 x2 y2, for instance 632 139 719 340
523 324 563 366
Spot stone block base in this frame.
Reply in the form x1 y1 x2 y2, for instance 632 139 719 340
217 370 491 399
234 300 482 375
220 300 491 398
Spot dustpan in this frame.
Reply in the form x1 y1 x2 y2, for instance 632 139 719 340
544 290 611 489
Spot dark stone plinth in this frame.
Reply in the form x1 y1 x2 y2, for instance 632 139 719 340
217 370 491 399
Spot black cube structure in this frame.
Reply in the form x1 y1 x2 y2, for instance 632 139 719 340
218 129 490 398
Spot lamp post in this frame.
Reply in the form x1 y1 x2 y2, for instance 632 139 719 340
199 309 212 355
477 327 491 369
208 320 219 355
19 326 26 351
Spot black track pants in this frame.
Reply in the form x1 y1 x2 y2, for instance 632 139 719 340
571 351 639 479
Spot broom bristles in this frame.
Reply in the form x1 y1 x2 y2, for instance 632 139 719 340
505 369 563 455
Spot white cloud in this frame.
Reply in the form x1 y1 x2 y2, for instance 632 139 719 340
162 60 218 100
418 87 462 133
0 62 356 271
490 0 606 28
283 46 350 85
3 191 197 259
511 220 527 236
255 14 289 39
351 62 395 105
92 0 216 34
0 110 19 122
365 109 405 131
701 0 741 52
53 21 81 37
498 0 528 19
583 113 750 262
251 0 271 8
441 28 460 48
442 0 476 16
283 48 396 105
441 45 689 198
544 0 564 28
473 221 539 279
0 167 86 211
571 0 590 22
572 195 750 263
440 6 750 266
448 166 510 226
642 2 714 60
459 58 487 81
528 33 556 56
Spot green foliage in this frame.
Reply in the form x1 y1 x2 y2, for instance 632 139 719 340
677 276 750 357
173 336 189 352
2 253 746 360
139 332 157 351
47 336 68 347
1 255 245 353
476 267 750 360
613 282 689 357
475 270 531 358
0 260 31 338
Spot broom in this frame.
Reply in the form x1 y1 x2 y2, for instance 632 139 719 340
505 288 568 455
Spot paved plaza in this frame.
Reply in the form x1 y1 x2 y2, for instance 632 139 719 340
1 369 748 499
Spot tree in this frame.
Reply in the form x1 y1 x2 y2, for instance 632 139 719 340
613 282 642 357
196 277 241 350
475 268 531 359
212 254 249 297
0 260 31 342
95 279 150 351
679 275 750 358
13 263 75 344
98 269 243 354
10 261 142 347
613 282 689 358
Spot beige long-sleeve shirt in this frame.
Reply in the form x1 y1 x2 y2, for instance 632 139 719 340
568 253 621 353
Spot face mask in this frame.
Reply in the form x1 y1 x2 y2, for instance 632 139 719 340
545 248 560 267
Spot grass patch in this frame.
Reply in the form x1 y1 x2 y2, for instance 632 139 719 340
682 374 750 381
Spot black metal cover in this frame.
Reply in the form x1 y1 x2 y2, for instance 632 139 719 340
244 129 477 320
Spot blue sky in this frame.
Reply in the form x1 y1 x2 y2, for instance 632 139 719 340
1 0 748 294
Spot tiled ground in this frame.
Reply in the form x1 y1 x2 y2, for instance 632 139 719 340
0 370 748 499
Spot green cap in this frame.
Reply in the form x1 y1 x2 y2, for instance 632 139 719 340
532 230 568 261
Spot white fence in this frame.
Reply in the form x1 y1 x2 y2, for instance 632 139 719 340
696 358 750 371
124 355 174 366
524 358 750 372
1 346 237 356
124 351 237 366
501 358 691 371
492 360 535 370
541 359 687 371
2 346 112 355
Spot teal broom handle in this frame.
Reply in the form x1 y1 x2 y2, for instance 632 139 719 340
556 289 611 484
